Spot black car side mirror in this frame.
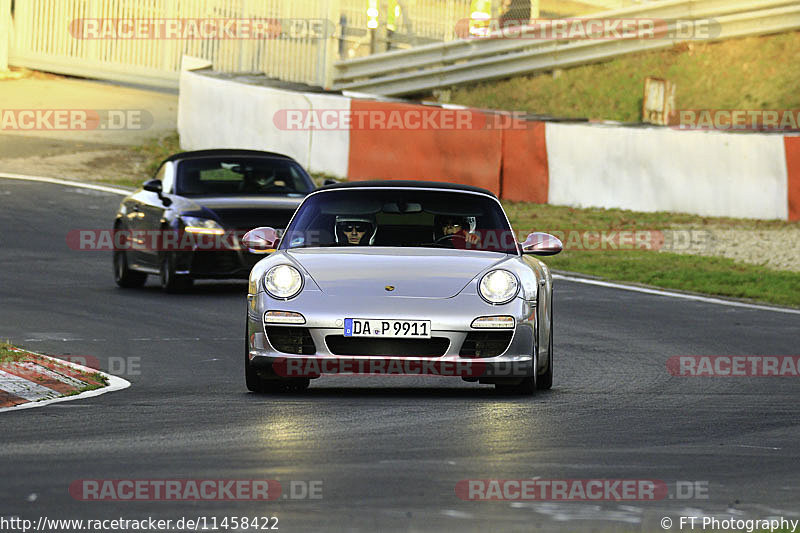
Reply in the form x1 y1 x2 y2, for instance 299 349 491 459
323 178 338 186
143 179 162 193
142 179 171 206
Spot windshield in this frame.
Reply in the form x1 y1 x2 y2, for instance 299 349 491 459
280 188 518 254
176 157 313 197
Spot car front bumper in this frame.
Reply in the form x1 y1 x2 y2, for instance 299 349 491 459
246 290 539 382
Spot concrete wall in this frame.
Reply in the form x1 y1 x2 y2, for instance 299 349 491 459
178 69 350 177
546 123 789 220
177 71 798 220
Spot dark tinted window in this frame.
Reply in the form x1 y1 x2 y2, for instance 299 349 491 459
281 189 517 254
176 157 313 196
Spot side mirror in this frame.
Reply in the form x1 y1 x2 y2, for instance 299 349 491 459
143 179 162 193
142 179 172 206
242 227 279 254
520 232 563 256
322 178 338 186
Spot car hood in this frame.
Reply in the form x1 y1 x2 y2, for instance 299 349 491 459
287 247 510 298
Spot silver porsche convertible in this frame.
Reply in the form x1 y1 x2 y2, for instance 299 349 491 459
242 181 562 395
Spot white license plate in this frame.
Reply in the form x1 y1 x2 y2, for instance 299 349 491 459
344 318 431 338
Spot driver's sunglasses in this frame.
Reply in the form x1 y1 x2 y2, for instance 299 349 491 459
340 224 368 233
444 222 462 228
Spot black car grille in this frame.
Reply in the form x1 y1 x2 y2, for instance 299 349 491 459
459 331 513 358
190 250 243 275
265 327 317 355
325 336 449 357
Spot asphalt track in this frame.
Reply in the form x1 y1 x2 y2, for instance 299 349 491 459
1 178 799 533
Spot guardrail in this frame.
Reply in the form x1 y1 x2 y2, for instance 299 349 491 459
333 0 800 95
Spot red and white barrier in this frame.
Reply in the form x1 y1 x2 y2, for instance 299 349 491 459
178 69 800 221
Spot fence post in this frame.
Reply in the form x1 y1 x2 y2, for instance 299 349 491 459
319 0 341 88
0 0 10 71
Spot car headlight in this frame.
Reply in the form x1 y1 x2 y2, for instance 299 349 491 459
479 269 519 305
181 216 225 235
263 264 304 300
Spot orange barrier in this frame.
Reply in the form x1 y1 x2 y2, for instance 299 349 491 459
347 100 503 194
785 137 800 221
500 122 549 203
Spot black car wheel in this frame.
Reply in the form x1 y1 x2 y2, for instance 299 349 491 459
113 249 147 288
160 253 192 293
537 300 554 391
496 346 537 396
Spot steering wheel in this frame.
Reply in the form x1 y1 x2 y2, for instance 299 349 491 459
434 234 467 247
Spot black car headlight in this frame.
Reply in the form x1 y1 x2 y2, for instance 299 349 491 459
263 265 304 300
181 216 225 235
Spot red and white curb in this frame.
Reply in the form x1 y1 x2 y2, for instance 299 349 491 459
0 350 130 413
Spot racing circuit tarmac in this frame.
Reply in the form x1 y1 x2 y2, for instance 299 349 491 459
1 177 799 532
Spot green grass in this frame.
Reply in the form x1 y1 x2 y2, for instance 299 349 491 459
503 202 800 308
450 31 800 122
132 131 182 178
0 341 26 363
544 250 800 307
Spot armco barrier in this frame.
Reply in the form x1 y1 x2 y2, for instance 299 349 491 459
346 100 503 194
784 137 800 221
545 123 789 220
501 122 549 204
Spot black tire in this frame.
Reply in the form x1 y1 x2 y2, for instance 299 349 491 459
537 300 554 391
244 325 310 393
113 249 147 288
160 253 192 293
495 351 537 396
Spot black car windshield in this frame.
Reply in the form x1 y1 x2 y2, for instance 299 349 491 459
176 157 313 196
280 188 518 254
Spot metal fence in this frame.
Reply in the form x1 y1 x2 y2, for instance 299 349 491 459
8 0 341 88
6 0 492 89
333 0 800 95
0 0 9 70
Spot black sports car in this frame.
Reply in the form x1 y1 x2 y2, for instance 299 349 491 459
113 149 315 292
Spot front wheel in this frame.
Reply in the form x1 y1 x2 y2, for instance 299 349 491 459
537 302 554 391
495 352 537 395
113 249 147 288
160 253 192 293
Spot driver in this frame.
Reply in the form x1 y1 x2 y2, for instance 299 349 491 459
435 215 481 247
334 216 377 246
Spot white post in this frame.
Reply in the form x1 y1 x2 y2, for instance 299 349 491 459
319 0 341 89
0 0 10 71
